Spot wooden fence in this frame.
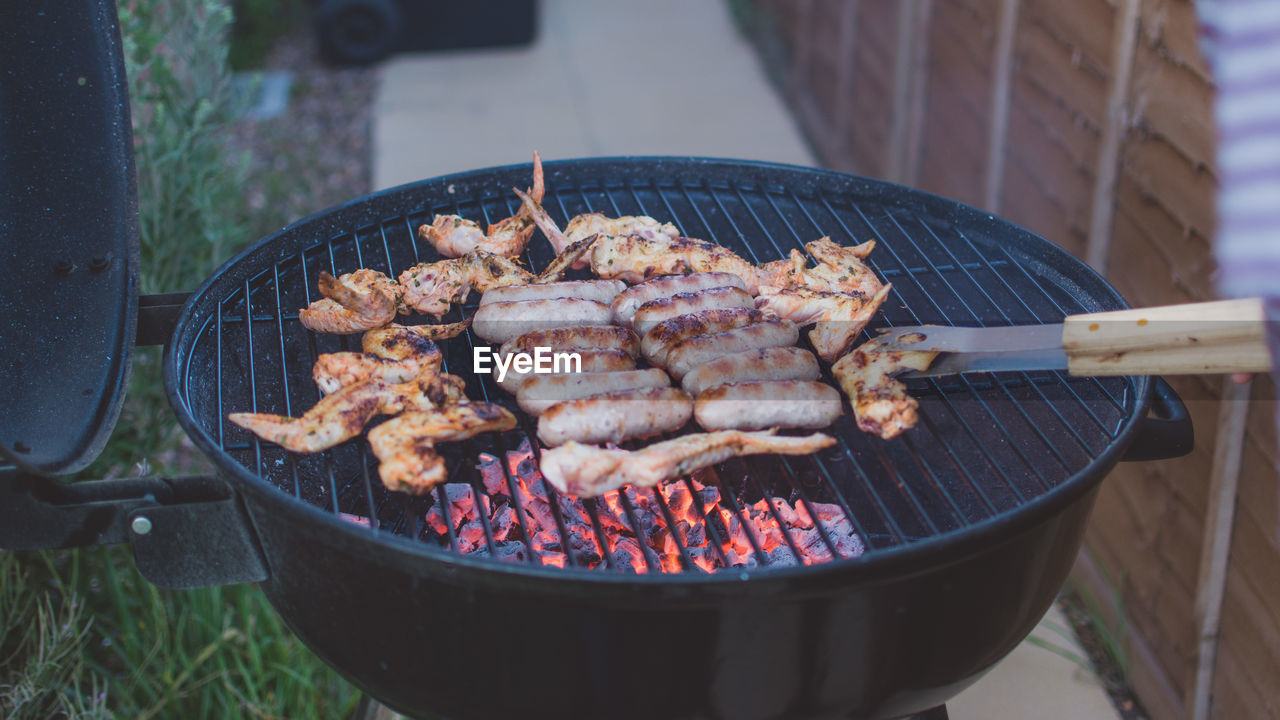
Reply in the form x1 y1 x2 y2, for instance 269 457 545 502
740 1 1279 717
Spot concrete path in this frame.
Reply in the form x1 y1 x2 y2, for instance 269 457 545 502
371 2 1121 718
373 0 813 189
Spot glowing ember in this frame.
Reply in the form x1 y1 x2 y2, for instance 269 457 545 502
426 439 864 572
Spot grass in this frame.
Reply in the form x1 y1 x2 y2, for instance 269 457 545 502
1 0 359 717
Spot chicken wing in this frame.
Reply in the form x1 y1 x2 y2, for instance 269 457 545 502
418 152 546 258
830 335 937 439
398 250 535 317
590 233 762 290
299 269 401 335
539 429 836 497
368 402 517 494
228 373 466 452
756 283 893 360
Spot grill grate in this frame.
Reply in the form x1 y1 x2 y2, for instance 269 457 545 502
179 161 1136 573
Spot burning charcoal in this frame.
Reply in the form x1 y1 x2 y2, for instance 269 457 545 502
425 504 450 536
556 494 591 527
521 497 558 535
834 533 866 559
564 525 602 565
597 493 630 532
725 549 758 568
538 550 568 568
791 528 833 563
792 502 814 528
531 530 563 553
768 497 801 526
612 537 648 573
761 525 789 554
492 540 528 563
457 521 487 553
728 514 754 556
490 504 518 542
663 484 692 518
660 554 683 573
695 487 720 509
684 520 707 547
685 545 720 572
445 483 478 520
821 516 855 539
766 546 799 566
477 454 508 496
809 502 845 525
338 513 370 527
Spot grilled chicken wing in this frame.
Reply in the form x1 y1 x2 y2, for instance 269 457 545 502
228 373 466 452
368 403 516 494
830 336 938 440
418 152 546 258
756 283 893 361
362 320 472 355
589 234 762 290
539 429 837 497
757 238 882 297
399 250 535 317
299 269 401 335
312 322 465 394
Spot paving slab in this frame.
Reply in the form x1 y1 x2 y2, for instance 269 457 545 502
373 0 813 189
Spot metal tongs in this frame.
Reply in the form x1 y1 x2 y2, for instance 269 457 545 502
876 298 1273 378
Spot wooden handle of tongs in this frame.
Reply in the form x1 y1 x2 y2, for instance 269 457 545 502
1061 298 1272 376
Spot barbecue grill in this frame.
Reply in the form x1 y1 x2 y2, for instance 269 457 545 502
1 4 1193 719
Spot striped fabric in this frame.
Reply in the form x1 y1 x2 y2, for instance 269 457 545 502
1197 1 1280 376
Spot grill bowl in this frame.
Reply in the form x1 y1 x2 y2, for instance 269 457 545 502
167 158 1153 719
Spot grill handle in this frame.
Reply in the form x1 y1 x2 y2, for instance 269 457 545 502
0 470 269 589
1120 377 1193 462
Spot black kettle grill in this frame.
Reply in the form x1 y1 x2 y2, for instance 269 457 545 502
0 3 1194 719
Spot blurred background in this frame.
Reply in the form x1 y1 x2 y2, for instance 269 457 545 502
2 1 1273 719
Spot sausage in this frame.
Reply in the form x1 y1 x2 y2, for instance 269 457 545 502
472 298 613 343
681 346 820 396
499 325 639 359
630 286 755 336
537 387 692 446
611 272 750 325
694 380 843 431
493 349 636 394
518 368 671 416
479 279 626 307
664 317 800 379
641 307 766 365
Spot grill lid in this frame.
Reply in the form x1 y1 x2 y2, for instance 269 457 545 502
0 1 140 474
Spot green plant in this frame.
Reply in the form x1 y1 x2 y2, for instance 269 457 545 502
2 1 359 717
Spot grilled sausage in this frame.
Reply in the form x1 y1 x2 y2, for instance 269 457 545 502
537 387 692 446
611 272 750 326
499 325 639 359
631 286 755 336
518 368 671 416
472 298 613 343
681 346 820 396
664 317 800 379
641 307 766 365
694 380 843 431
493 349 635 394
479 279 626 307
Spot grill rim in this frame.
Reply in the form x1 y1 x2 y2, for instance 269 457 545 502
164 156 1153 588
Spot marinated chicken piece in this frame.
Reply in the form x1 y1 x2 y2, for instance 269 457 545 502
590 234 762 291
398 250 535 317
830 335 938 439
299 269 401 335
757 238 882 296
539 429 837 497
368 403 516 494
362 320 472 356
530 233 600 283
529 208 682 256
228 373 466 452
756 283 893 361
312 349 442 395
418 152 546 258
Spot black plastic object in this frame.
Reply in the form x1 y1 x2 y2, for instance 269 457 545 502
1120 377 1195 462
316 0 538 65
0 1 139 474
315 0 403 66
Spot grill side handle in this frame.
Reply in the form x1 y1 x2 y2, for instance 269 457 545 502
1120 377 1194 462
0 470 269 589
